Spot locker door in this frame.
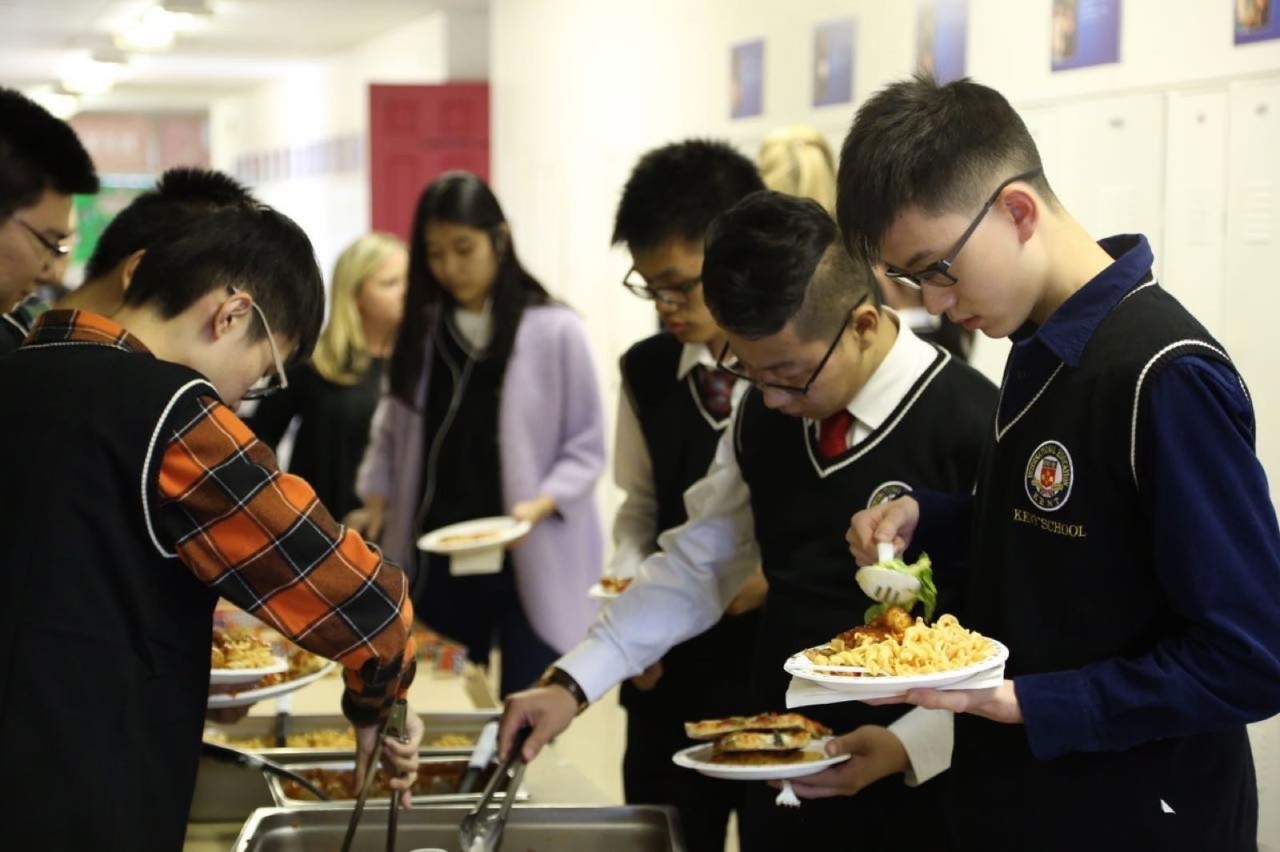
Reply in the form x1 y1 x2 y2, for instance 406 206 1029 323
369 83 490 240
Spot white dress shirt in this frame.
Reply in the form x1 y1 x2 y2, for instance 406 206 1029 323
562 315 953 784
609 341 747 576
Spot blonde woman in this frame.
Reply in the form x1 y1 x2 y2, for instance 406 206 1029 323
247 231 408 518
757 125 837 215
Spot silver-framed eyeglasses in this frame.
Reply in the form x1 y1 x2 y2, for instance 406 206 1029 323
621 267 702 306
882 167 1044 289
230 287 290 400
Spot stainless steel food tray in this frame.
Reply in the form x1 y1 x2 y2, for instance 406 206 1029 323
233 804 685 852
203 711 497 762
266 755 529 808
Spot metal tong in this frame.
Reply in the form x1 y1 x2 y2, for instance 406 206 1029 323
199 740 332 802
457 726 531 852
339 699 410 852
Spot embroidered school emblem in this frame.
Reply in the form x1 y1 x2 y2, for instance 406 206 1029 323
1025 440 1073 512
867 480 912 508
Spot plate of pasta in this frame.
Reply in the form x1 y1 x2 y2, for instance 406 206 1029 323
784 607 1007 695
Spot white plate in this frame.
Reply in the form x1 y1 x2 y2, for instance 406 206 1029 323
671 737 850 781
209 657 287 686
207 661 338 709
783 639 1009 695
416 516 532 555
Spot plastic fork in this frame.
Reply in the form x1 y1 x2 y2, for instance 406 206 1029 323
775 779 801 807
854 542 921 606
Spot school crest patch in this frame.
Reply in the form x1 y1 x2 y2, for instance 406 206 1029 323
867 480 913 509
1025 440 1073 512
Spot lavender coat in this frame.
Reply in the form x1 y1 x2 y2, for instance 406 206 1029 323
355 304 606 653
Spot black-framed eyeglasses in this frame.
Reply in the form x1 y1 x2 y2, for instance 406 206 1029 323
883 167 1044 290
715 295 869 397
621 267 702 306
229 286 291 401
10 215 72 261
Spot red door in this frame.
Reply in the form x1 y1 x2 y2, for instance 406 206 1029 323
369 83 490 241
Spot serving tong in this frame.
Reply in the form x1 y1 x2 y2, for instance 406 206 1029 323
457 726 531 852
339 699 410 852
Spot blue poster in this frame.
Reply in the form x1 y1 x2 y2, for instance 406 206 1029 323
731 40 765 119
1051 0 1122 72
813 18 855 107
916 0 968 84
1235 0 1280 44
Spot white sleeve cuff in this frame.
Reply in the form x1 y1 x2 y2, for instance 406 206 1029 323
887 707 953 786
554 639 630 704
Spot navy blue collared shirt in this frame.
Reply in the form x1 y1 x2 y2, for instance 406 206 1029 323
915 234 1280 760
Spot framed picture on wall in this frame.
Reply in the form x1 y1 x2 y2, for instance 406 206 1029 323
812 18 855 107
916 0 968 84
1235 0 1279 43
731 39 765 119
1051 0 1122 72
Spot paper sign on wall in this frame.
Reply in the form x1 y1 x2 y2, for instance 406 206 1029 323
1235 0 1280 44
813 18 855 107
731 40 765 119
917 0 968 84
1051 0 1122 72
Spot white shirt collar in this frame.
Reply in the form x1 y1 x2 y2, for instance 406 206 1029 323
451 302 493 351
838 310 938 432
676 341 720 380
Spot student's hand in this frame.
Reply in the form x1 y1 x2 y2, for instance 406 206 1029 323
629 661 663 691
900 680 1023 725
511 495 557 527
344 496 388 542
776 725 909 799
498 685 579 763
725 565 769 615
354 704 425 810
847 496 920 565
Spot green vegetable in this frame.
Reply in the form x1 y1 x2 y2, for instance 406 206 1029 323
863 553 938 623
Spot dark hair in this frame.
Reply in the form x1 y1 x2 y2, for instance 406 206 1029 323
703 190 879 342
612 139 765 251
84 168 254 281
836 75 1053 262
122 204 324 362
0 88 99 217
389 171 550 405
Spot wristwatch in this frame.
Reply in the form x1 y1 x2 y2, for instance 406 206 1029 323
537 666 590 714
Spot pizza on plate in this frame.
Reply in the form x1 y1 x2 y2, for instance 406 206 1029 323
683 712 831 766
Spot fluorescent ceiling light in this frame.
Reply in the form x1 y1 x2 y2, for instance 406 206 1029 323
114 4 200 52
58 56 123 96
24 87 80 121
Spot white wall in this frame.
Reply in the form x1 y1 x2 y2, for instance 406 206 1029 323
491 0 1280 845
208 11 461 279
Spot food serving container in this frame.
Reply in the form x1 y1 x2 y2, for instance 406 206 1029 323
232 804 685 852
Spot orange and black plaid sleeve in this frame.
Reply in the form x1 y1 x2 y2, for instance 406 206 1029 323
155 393 416 726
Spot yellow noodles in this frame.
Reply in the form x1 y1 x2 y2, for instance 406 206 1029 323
804 614 994 676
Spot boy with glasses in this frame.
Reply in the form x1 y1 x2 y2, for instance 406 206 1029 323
501 190 996 850
0 203 424 849
842 76 1280 851
0 87 97 317
606 140 767 852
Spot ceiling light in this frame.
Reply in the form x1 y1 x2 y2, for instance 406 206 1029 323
114 6 182 52
58 57 122 96
24 88 80 121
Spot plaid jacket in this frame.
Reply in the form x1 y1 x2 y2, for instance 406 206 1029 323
28 310 416 724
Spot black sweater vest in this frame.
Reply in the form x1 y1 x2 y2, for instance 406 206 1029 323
618 333 757 720
0 341 219 851
736 347 996 732
950 282 1256 851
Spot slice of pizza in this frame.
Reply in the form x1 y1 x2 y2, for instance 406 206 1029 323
684 712 831 740
713 729 812 753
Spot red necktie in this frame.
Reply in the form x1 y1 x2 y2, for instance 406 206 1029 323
818 409 856 460
696 365 736 419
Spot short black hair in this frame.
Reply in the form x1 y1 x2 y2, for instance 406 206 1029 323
122 204 324 362
0 87 99 217
612 139 765 251
836 75 1053 262
703 190 879 342
84 168 254 281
